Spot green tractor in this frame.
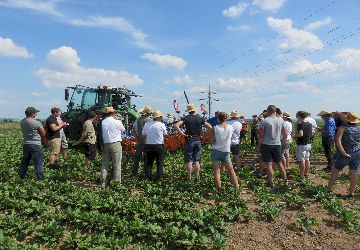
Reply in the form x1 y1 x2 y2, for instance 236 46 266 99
62 84 141 140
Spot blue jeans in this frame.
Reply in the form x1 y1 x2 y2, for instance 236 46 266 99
19 144 44 180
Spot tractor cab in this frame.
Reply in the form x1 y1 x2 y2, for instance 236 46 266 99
62 85 140 140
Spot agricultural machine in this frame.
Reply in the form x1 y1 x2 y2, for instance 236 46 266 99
62 85 141 140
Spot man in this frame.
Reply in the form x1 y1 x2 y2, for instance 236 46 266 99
74 110 97 168
304 112 318 141
258 105 288 188
251 115 259 146
207 111 219 127
318 111 336 171
227 110 242 169
57 110 68 161
19 107 47 180
175 104 212 180
295 111 313 177
239 116 248 144
131 106 153 177
142 110 167 181
275 107 282 118
281 112 293 169
101 106 125 187
46 107 66 169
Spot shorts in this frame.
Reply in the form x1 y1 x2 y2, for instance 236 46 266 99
184 139 202 163
211 149 231 163
230 144 240 155
296 144 311 161
281 140 291 157
84 143 97 161
261 144 282 163
335 150 360 173
49 138 61 155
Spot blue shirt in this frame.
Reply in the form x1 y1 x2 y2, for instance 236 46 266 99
207 117 218 127
322 117 336 137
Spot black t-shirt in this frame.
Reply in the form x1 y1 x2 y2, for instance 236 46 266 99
46 115 60 140
182 114 205 138
296 122 313 145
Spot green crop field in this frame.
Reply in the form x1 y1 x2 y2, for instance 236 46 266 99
0 122 359 249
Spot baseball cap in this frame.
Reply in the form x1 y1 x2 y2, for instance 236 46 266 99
25 107 39 115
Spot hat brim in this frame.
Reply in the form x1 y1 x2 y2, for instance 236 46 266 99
187 109 196 113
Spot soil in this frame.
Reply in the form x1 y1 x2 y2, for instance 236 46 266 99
225 161 360 250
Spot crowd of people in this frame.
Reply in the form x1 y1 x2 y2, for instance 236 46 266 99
19 104 359 197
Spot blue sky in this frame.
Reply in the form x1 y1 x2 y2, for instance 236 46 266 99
0 0 359 119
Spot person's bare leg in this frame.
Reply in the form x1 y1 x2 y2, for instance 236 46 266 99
49 154 57 164
327 169 340 192
194 161 201 180
286 155 290 169
186 162 193 179
225 162 239 189
299 160 306 176
266 162 274 187
213 163 221 187
234 155 241 169
276 162 287 181
349 171 358 195
281 157 287 169
304 159 310 176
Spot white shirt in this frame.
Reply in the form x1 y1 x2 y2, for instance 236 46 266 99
142 121 167 144
212 124 233 152
305 117 317 135
227 119 242 145
283 121 293 142
102 116 125 144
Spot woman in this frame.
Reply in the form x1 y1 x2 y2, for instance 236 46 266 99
211 112 239 189
281 112 293 169
295 111 313 177
328 112 360 197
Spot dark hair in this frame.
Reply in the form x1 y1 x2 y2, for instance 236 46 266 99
267 105 276 113
189 111 195 115
296 111 307 120
51 107 61 114
88 110 96 119
217 112 228 123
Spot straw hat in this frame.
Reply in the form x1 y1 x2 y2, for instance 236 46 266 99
105 107 115 113
152 110 163 119
139 106 153 114
230 110 240 118
186 104 196 113
345 112 360 124
317 110 331 116
283 112 291 118
167 113 173 118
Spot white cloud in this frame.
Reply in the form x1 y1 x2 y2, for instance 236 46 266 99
284 59 338 75
223 2 248 18
336 48 360 68
170 75 193 84
304 17 332 31
36 46 143 88
286 81 321 94
142 53 187 70
267 17 324 49
69 16 152 49
31 92 47 97
0 1 152 49
252 0 286 11
0 0 62 17
218 77 248 89
0 36 32 58
227 25 251 31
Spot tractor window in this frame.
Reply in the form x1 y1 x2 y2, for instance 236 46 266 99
97 90 112 108
70 88 85 109
82 89 97 109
